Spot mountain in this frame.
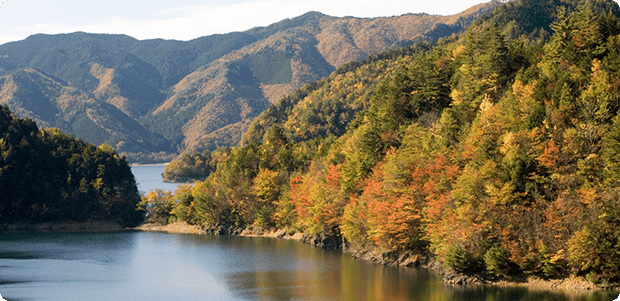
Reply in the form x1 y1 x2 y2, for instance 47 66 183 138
0 1 502 162
0 68 172 153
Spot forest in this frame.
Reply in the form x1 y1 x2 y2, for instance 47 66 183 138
0 105 143 226
148 0 620 286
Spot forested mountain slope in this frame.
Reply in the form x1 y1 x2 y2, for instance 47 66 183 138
0 105 143 226
0 2 501 161
155 0 620 287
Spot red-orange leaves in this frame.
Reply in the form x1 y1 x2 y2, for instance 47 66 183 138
368 194 421 250
289 163 347 236
538 140 560 170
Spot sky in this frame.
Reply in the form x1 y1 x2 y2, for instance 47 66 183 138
0 0 619 46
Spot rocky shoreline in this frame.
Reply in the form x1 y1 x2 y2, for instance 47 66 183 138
135 222 619 293
345 244 606 291
345 241 617 291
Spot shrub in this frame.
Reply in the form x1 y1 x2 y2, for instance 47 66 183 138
484 245 510 278
443 245 474 273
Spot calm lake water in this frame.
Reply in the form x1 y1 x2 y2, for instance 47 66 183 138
0 165 618 301
131 164 182 194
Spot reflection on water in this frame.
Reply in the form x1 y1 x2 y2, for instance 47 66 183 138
0 232 617 301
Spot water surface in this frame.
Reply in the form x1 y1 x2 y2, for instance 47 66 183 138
131 164 181 194
1 232 618 301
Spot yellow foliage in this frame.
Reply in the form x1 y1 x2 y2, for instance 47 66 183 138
452 44 466 59
578 186 597 206
252 168 281 203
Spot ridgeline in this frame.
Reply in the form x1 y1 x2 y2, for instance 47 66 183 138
0 3 501 162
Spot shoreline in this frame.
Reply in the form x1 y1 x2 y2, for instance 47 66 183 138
135 222 617 293
135 222 308 242
0 220 132 234
130 163 170 167
135 222 205 234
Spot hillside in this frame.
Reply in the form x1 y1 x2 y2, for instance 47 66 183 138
0 2 502 162
155 0 620 288
0 68 173 154
0 105 143 226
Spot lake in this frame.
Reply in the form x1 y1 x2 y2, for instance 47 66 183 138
0 165 618 301
131 164 182 194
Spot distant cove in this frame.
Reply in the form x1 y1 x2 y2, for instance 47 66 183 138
131 164 182 194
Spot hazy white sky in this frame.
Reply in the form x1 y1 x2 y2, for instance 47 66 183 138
0 0 618 45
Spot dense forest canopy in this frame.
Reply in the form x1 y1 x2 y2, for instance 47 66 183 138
143 0 620 286
0 105 143 226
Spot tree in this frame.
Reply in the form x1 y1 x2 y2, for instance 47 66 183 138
252 168 281 228
138 189 175 224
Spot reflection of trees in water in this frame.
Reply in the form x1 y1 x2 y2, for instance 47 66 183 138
444 282 615 301
165 232 618 301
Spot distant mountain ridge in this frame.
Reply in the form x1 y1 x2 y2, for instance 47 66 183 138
0 2 503 162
